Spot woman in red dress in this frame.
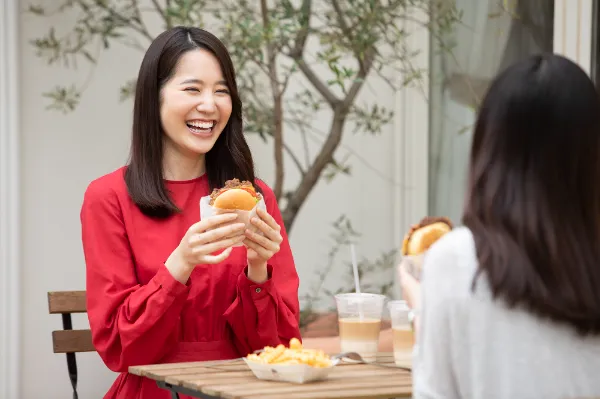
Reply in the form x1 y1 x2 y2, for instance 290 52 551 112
80 26 301 399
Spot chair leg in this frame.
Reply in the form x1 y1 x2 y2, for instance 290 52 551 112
66 352 79 399
62 313 79 399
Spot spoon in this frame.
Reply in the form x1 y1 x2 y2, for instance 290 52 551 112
331 352 412 372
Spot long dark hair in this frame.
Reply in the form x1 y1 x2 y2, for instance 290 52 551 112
124 26 256 218
463 54 600 336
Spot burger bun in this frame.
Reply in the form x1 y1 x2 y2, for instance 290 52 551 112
401 217 453 256
212 188 258 211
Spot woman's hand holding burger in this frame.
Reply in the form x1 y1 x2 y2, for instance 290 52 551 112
244 208 283 283
207 179 283 283
165 213 247 284
398 216 453 334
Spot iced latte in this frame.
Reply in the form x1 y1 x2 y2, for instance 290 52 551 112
335 293 386 363
388 300 414 367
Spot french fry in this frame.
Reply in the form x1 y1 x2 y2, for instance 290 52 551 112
289 337 302 350
246 338 333 368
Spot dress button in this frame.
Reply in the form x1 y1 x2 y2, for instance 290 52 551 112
255 288 262 293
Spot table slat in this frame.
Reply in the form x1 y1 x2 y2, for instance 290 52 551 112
216 375 412 399
129 358 246 375
238 384 413 399
144 364 252 381
176 366 404 391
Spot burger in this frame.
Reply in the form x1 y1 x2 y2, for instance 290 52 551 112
209 179 262 211
401 216 453 256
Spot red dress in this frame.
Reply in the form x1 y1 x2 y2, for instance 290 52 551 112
80 167 301 398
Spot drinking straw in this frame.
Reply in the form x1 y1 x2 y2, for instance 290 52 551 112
351 243 361 294
350 243 364 320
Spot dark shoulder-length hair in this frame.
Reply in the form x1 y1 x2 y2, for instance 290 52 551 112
124 26 257 218
462 53 600 336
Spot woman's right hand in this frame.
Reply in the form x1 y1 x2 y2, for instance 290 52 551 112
166 213 246 283
398 259 422 310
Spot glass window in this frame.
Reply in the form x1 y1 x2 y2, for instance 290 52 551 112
428 0 555 222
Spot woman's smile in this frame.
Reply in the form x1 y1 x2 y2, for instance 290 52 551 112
186 119 216 137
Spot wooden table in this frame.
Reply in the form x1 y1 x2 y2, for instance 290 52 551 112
129 352 412 399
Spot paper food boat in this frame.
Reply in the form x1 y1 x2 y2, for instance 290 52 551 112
243 357 340 384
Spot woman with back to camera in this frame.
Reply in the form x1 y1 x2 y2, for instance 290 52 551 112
80 26 301 399
399 53 600 398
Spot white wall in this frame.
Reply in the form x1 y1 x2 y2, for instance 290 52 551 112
19 7 141 398
17 4 403 399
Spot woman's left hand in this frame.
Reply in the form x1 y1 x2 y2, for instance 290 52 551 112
398 259 423 334
244 208 283 282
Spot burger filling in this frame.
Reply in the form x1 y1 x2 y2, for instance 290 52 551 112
208 178 261 205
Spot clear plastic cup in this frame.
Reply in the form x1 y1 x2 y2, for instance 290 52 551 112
334 293 386 363
387 300 414 367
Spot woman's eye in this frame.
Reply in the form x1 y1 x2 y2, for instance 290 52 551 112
216 89 230 94
184 87 199 92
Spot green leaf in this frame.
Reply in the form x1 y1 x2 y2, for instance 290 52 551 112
119 79 137 102
42 85 81 114
28 5 45 15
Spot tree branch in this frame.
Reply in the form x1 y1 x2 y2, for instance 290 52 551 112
260 0 285 201
282 42 377 231
282 107 346 230
288 0 312 57
283 141 306 176
330 0 350 33
149 0 170 28
286 105 312 168
92 0 154 42
342 50 375 109
285 0 340 107
131 1 154 41
294 59 340 106
331 0 362 57
331 0 368 74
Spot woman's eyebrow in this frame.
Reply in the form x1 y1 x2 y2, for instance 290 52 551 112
179 78 227 85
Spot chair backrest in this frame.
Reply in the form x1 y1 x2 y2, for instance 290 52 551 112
48 290 95 399
48 291 95 353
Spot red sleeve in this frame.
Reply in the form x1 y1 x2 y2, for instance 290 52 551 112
81 179 189 372
223 181 301 354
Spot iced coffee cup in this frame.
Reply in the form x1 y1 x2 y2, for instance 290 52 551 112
388 300 414 367
334 293 386 363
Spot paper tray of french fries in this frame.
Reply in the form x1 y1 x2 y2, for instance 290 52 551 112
244 338 339 384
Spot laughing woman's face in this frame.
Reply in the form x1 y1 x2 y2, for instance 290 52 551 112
159 48 232 159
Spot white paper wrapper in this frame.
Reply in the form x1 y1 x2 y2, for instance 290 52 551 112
243 357 340 384
199 195 267 247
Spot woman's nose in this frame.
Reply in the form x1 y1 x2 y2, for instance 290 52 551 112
196 93 216 113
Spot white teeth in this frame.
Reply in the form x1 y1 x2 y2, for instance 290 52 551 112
188 121 214 129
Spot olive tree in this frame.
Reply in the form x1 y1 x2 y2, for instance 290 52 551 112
28 0 460 233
